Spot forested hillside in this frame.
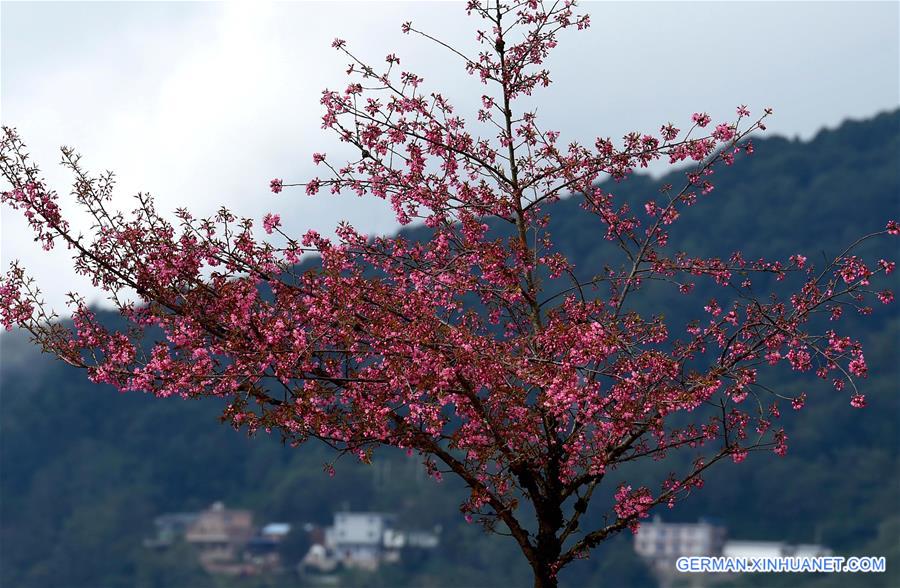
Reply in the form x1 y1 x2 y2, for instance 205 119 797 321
1 109 897 588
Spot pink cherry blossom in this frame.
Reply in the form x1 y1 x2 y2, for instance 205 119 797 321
0 2 892 585
692 112 712 127
262 213 281 234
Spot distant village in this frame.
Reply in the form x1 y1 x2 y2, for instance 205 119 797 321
633 516 833 587
144 501 440 579
145 504 832 585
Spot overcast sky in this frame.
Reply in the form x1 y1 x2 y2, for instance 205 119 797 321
1 1 898 312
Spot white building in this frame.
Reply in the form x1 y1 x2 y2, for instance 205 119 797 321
723 540 833 559
635 516 728 561
302 511 440 572
325 512 395 570
634 516 835 588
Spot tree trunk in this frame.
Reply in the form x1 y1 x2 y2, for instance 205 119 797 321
531 534 561 588
533 565 559 588
530 482 564 588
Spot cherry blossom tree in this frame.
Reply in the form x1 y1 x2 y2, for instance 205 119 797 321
1 2 896 586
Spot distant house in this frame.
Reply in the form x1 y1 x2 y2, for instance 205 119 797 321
302 511 440 572
144 503 298 575
635 516 728 562
722 540 787 559
634 515 728 585
723 540 833 559
325 512 394 569
185 501 256 575
634 516 834 587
